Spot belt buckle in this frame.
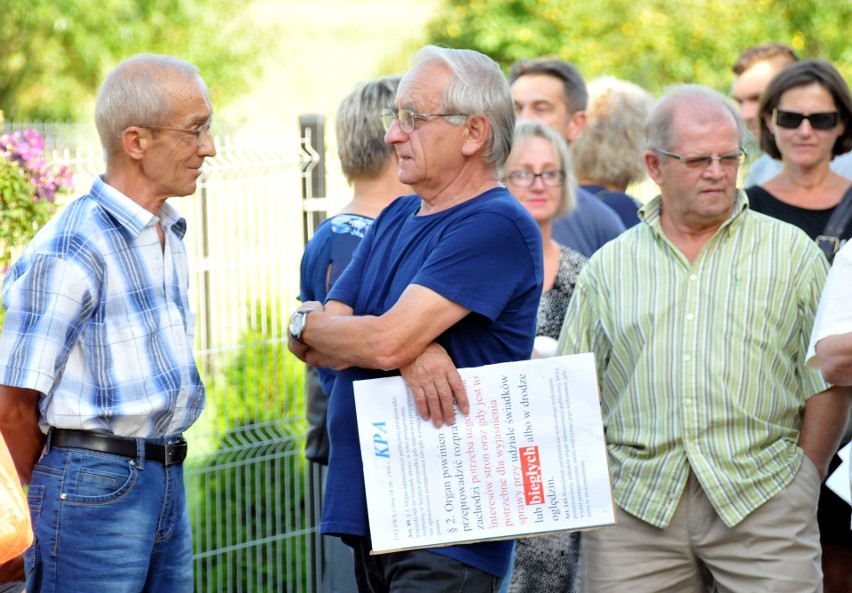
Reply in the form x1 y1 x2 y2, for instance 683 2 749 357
163 437 188 466
816 234 841 255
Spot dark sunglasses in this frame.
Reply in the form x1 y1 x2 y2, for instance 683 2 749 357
772 109 841 130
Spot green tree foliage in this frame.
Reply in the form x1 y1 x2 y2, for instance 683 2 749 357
0 0 273 121
425 0 852 94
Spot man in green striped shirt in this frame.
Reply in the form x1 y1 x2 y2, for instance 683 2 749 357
558 84 851 592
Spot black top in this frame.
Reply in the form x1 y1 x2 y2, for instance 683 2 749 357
535 245 586 340
745 184 852 242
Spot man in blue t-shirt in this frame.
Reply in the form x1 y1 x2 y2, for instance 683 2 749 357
288 46 543 593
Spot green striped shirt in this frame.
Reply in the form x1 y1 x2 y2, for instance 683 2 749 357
557 190 829 528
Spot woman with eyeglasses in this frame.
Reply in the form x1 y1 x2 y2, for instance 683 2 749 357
746 60 852 259
747 59 852 593
499 119 586 593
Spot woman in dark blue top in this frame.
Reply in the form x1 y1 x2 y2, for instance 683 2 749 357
572 76 655 229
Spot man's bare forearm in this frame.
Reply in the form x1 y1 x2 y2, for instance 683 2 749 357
302 311 416 371
798 386 851 480
288 294 472 427
296 288 470 373
0 385 44 483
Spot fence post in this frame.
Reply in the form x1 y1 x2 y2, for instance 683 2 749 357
299 114 328 243
300 113 327 593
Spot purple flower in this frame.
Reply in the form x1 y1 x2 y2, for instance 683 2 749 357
0 129 74 202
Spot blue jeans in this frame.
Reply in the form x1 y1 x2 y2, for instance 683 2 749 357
25 437 193 593
342 535 503 593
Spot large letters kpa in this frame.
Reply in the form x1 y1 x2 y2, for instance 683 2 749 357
373 421 389 458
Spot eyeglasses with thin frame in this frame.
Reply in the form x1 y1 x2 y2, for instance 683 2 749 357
120 122 213 146
380 108 468 133
654 148 746 170
504 169 566 188
772 109 841 130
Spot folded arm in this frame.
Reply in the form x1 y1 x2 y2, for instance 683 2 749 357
0 385 44 483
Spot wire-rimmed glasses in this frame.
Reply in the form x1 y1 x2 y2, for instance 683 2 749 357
653 147 746 170
121 122 213 146
380 108 468 133
504 169 566 188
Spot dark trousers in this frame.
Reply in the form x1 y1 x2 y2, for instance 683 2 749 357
341 535 502 593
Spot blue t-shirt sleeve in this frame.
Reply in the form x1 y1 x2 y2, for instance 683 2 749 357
412 210 541 321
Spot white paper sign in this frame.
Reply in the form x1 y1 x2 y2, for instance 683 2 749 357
826 442 851 506
353 353 615 553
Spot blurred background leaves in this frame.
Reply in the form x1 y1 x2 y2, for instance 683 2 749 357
0 0 274 121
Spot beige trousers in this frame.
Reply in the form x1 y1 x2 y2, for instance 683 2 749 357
582 457 823 593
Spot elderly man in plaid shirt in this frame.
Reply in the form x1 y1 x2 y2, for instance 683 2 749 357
0 53 215 593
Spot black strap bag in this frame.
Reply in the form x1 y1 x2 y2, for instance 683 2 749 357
816 185 852 264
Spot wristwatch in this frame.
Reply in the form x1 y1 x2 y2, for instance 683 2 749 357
289 309 312 344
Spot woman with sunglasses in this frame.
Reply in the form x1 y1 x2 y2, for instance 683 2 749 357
747 59 852 593
746 60 852 254
499 119 587 593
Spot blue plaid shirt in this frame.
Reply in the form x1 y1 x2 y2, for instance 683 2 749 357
0 177 205 437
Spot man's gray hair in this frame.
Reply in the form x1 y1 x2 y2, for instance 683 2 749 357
336 76 401 184
95 53 210 158
647 84 744 152
412 45 515 169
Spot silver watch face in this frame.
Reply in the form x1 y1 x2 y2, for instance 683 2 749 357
289 312 304 338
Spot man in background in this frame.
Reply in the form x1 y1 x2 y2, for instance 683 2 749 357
806 239 852 593
809 241 852 387
731 42 852 186
509 57 625 256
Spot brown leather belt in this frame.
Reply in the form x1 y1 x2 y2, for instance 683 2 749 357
50 428 188 466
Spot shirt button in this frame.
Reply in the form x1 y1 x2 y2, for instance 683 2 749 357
684 354 692 362
684 399 692 406
690 274 698 281
686 313 695 321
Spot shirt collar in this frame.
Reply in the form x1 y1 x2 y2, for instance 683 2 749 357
91 176 187 240
638 189 750 235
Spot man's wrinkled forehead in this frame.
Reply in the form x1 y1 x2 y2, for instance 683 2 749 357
395 64 450 110
669 103 740 149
